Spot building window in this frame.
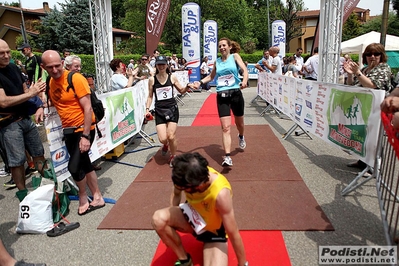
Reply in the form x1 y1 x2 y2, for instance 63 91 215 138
306 19 318 27
115 37 122 46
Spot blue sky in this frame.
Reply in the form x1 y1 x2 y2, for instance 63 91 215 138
23 0 387 16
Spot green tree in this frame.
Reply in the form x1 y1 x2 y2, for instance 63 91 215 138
36 7 64 51
123 0 146 38
57 0 93 54
280 0 305 52
111 0 126 29
36 0 94 54
122 0 255 54
0 1 19 7
360 12 399 37
247 5 270 49
161 0 185 53
342 12 361 41
393 0 399 16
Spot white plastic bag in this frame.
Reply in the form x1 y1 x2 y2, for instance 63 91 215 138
16 184 54 234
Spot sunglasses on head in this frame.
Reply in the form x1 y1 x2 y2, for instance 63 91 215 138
364 52 382 57
141 58 148 60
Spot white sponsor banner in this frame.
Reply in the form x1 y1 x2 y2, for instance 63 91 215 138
182 3 201 82
272 20 286 58
172 71 190 95
203 20 217 69
257 72 385 166
44 80 150 183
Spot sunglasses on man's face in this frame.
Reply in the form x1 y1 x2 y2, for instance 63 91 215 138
141 58 148 60
364 52 382 57
174 183 202 193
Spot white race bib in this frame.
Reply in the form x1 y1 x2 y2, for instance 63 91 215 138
217 74 235 87
156 86 173 101
179 203 206 235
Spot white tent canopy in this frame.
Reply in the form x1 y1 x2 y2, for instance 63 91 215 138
341 31 399 53
341 31 399 65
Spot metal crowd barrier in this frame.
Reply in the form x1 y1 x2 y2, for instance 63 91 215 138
375 123 399 245
343 117 399 246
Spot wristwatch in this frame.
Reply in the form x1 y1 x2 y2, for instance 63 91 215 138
81 133 91 140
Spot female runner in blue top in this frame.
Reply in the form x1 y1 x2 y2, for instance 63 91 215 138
193 37 249 166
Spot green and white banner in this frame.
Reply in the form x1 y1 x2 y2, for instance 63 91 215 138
257 72 385 166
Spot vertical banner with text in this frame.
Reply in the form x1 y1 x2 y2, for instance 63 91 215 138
145 0 170 54
203 20 217 86
272 20 286 59
203 20 217 68
182 3 201 82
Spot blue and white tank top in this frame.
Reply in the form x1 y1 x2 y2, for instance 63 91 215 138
215 54 241 92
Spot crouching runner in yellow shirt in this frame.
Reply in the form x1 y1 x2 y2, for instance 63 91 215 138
152 152 248 266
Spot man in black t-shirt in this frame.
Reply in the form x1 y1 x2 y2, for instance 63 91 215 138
16 43 42 87
0 39 46 200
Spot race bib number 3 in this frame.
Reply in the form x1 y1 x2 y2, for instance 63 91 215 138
156 86 173 100
217 74 235 87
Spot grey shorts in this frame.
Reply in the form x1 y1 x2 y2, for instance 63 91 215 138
0 117 44 167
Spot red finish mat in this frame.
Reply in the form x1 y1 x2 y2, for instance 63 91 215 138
151 231 291 266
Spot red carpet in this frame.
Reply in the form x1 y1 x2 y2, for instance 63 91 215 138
192 93 235 126
151 93 292 266
151 231 290 266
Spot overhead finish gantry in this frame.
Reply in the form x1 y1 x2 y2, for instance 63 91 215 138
89 0 344 91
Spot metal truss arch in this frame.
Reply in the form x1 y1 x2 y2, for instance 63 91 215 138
318 0 344 84
89 0 113 93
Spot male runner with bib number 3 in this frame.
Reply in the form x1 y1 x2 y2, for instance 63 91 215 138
192 38 248 167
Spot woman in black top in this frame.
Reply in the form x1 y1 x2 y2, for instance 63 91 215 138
146 55 191 167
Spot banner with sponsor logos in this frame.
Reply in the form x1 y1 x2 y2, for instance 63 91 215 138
182 3 201 83
44 72 189 183
203 20 217 86
272 20 286 58
203 20 217 69
44 81 149 183
145 0 170 54
257 72 384 166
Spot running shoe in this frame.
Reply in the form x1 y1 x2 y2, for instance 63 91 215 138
238 135 246 150
25 166 38 178
0 168 10 177
174 254 193 266
161 144 168 156
221 156 233 167
3 178 16 188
